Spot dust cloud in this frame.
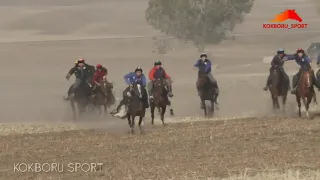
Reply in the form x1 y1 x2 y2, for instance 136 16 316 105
0 0 320 126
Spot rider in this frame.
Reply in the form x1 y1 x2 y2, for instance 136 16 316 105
124 67 149 107
93 64 108 87
287 48 320 94
263 48 291 91
148 60 173 100
92 64 115 106
194 53 218 93
65 58 95 99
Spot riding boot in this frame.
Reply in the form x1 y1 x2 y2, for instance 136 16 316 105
291 74 299 94
263 74 272 91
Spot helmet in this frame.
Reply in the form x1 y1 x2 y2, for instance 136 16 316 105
154 60 162 66
96 64 102 68
277 48 285 54
135 66 143 72
297 48 304 53
200 53 207 58
77 58 85 63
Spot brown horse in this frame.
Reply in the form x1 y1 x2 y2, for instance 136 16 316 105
295 69 314 118
196 72 218 117
268 67 289 111
150 79 173 125
91 78 115 115
127 83 146 134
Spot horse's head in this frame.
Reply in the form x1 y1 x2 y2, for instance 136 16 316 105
100 77 113 95
197 72 209 87
153 78 166 93
128 83 142 99
300 69 313 89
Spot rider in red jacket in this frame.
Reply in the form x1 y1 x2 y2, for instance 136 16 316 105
147 60 173 99
93 64 107 86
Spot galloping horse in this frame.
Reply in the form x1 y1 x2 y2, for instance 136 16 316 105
295 68 315 118
197 72 218 117
67 81 92 120
268 67 289 111
150 79 173 125
126 83 146 134
91 77 114 115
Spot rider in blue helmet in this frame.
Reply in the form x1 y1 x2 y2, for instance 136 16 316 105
263 48 292 91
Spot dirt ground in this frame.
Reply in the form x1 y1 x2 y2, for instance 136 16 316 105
1 0 320 179
0 117 320 179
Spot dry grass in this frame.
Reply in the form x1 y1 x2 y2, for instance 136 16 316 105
0 117 319 179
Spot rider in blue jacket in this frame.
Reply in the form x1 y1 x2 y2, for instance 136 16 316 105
124 67 147 87
285 48 320 94
123 67 149 108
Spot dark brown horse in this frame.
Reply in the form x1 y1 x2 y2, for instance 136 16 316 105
127 83 146 134
91 78 114 115
150 79 173 125
268 67 289 111
295 69 314 118
197 72 218 117
66 81 92 120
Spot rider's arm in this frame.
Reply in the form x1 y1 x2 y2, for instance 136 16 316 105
303 56 311 63
66 67 76 77
124 72 133 85
162 69 171 79
205 60 212 73
148 68 156 80
194 60 200 67
141 74 147 87
283 54 296 61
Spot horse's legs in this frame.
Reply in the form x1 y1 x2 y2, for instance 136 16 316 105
210 100 214 116
103 104 107 116
138 116 145 134
313 91 317 104
150 104 155 125
131 115 136 134
127 114 134 134
161 105 167 126
282 94 287 112
305 96 313 118
202 100 207 117
296 96 302 118
70 101 76 121
214 93 219 110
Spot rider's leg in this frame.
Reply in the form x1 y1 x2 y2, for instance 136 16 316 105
147 81 153 99
208 72 219 94
263 68 272 91
291 70 301 94
164 79 173 97
70 79 81 97
142 87 149 108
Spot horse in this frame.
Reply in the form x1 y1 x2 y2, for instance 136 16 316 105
150 78 173 126
91 77 114 115
295 68 315 118
66 81 92 120
196 72 218 117
268 67 289 111
126 83 146 134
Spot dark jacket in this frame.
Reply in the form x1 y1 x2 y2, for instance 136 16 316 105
194 59 212 74
67 63 95 80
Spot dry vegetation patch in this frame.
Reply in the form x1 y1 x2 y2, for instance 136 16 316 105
0 117 319 179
